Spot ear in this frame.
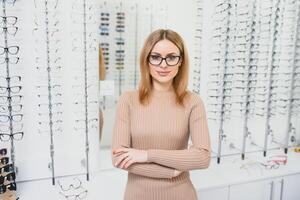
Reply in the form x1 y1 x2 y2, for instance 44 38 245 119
178 59 183 67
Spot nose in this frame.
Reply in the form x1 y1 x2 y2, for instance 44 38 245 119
159 59 168 68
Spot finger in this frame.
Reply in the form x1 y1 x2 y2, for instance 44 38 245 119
124 160 134 169
112 151 124 157
120 156 132 169
115 153 128 167
113 147 129 154
115 153 129 167
113 148 130 155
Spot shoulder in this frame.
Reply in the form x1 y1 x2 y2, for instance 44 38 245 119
118 90 139 105
184 91 207 119
184 90 205 108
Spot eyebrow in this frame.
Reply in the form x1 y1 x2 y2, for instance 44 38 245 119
150 52 180 56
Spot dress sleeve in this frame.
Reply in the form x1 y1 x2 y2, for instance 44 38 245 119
111 92 176 179
147 95 211 171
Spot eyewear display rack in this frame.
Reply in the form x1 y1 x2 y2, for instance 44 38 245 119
282 1 300 154
82 0 91 182
192 0 203 95
115 2 126 97
209 0 300 163
0 0 21 199
99 0 164 110
41 0 60 186
262 0 280 157
209 0 231 164
0 0 22 170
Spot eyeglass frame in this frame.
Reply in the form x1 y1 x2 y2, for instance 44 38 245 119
0 132 24 141
58 178 82 192
147 54 182 67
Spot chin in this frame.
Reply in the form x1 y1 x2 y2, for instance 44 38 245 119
153 76 174 84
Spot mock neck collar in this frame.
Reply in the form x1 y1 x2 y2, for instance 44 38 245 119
151 87 176 97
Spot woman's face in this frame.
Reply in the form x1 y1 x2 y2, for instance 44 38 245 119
148 39 181 86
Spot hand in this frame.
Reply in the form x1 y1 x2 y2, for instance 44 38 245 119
112 148 148 169
173 169 183 177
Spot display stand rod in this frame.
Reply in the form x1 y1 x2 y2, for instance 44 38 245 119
216 0 231 164
83 0 90 181
263 0 279 157
241 1 256 160
44 0 56 185
284 2 300 154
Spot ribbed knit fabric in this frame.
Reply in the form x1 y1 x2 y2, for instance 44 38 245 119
111 88 211 200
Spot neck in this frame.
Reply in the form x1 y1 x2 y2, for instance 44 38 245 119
152 80 173 92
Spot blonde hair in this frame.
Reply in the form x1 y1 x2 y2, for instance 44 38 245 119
138 29 189 106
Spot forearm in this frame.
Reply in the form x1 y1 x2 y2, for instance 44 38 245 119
126 163 176 179
147 147 211 171
112 149 177 179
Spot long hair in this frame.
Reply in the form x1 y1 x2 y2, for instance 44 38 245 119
138 29 190 106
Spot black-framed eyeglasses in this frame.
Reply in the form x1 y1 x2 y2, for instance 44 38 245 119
0 86 22 94
148 54 181 66
0 46 19 55
0 16 18 26
0 132 24 141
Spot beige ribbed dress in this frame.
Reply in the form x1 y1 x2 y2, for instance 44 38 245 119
112 88 211 200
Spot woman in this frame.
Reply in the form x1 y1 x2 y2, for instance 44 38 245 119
111 29 211 200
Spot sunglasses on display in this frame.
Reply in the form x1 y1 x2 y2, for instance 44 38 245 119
0 182 17 194
0 148 7 156
101 13 110 17
0 157 9 165
0 172 15 185
0 164 14 174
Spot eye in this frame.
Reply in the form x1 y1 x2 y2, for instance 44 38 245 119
149 55 161 60
167 56 177 61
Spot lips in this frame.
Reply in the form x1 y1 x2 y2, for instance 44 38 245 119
157 71 171 76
